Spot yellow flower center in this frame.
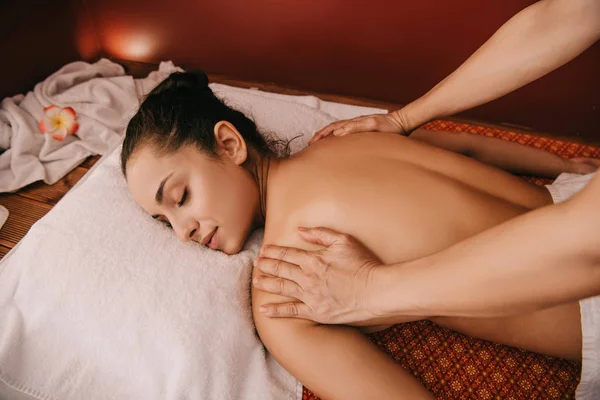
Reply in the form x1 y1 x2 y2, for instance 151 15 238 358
51 115 66 129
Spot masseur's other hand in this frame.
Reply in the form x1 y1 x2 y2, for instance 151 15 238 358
567 157 600 175
309 110 410 145
253 227 383 324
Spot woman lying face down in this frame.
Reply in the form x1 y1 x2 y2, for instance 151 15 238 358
122 72 581 400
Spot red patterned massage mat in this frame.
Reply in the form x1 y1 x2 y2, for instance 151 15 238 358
303 121 600 400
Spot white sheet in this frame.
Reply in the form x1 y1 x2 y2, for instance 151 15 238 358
0 61 386 400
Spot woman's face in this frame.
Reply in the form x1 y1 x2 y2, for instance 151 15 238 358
125 122 260 255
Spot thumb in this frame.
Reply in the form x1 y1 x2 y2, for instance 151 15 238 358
297 226 343 247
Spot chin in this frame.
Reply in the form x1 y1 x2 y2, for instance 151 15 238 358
222 245 243 256
220 238 243 255
220 228 253 255
221 247 238 256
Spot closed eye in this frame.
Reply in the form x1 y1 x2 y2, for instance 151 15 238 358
178 188 188 207
151 187 187 228
152 215 173 229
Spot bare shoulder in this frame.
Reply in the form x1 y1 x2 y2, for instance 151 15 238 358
251 155 331 346
251 197 317 361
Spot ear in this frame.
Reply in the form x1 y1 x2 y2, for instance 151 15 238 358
213 121 248 165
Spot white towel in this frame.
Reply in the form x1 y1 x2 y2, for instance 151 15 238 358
0 62 386 400
545 172 600 400
0 59 139 193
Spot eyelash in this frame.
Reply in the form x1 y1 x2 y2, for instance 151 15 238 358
178 188 188 207
161 188 188 229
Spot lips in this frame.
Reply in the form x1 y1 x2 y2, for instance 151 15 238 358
207 228 219 250
201 227 218 248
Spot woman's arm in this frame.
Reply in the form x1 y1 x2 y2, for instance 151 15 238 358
410 129 600 178
311 0 600 141
253 223 433 400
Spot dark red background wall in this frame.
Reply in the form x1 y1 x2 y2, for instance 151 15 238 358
0 0 96 99
2 0 598 142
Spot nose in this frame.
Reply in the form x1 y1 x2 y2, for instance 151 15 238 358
173 218 199 243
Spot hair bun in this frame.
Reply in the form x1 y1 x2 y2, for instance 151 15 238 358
186 70 210 89
161 70 210 93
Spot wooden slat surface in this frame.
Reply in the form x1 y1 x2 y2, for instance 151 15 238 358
80 156 100 169
17 167 90 205
0 245 10 259
0 195 52 218
0 212 42 248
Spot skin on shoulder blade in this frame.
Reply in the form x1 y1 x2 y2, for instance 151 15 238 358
251 133 558 399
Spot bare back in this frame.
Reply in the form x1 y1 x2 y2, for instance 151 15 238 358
265 133 551 263
253 133 562 400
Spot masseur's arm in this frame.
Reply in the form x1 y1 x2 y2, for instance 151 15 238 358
311 0 600 141
411 129 600 178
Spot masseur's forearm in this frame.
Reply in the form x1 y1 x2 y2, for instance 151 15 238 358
394 0 600 131
373 174 600 319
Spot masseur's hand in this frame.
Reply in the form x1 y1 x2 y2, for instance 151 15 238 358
253 227 383 324
309 110 410 145
567 157 600 175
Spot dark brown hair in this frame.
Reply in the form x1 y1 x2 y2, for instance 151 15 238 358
121 71 278 176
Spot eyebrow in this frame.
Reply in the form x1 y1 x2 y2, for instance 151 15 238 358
155 172 174 205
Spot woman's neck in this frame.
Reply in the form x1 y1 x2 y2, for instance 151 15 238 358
251 153 280 229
